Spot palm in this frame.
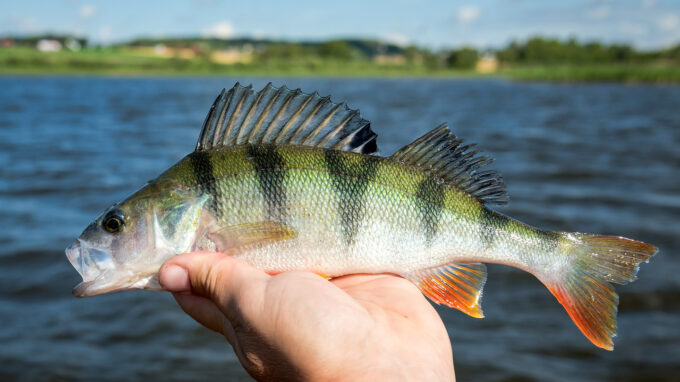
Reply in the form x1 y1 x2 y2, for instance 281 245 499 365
236 272 454 380
162 253 455 380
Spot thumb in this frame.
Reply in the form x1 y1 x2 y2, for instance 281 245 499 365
159 251 269 322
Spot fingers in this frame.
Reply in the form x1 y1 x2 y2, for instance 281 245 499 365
330 273 400 289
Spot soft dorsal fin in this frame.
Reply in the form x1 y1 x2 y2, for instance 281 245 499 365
196 83 378 154
391 125 508 205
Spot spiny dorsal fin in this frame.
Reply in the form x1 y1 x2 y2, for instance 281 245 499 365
391 124 508 205
196 82 378 154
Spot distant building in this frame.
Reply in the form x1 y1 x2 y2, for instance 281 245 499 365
210 49 253 64
130 44 197 59
37 39 62 52
65 38 81 51
153 44 167 55
373 54 406 65
1 37 13 48
476 53 498 73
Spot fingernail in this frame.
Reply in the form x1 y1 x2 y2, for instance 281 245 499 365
159 265 190 292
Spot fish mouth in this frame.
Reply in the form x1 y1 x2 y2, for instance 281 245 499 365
65 240 160 297
66 240 113 297
65 240 125 297
66 240 113 282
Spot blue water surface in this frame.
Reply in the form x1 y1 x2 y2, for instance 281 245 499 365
0 76 678 381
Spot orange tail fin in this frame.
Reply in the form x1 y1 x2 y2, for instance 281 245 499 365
542 234 657 350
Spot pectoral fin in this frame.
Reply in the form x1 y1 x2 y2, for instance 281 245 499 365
207 221 297 252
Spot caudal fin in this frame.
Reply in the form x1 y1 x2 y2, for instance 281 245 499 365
542 233 657 350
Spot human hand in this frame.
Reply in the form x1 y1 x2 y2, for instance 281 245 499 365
159 251 455 381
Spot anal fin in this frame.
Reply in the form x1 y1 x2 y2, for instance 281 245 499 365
402 263 487 318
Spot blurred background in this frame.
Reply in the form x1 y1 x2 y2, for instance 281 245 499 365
2 0 680 80
1 1 679 381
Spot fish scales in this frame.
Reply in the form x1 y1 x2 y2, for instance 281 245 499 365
67 83 657 350
162 144 556 276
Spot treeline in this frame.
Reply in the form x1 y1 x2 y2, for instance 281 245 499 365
124 37 472 70
497 36 680 64
127 37 404 59
5 35 88 48
122 35 680 69
257 40 404 61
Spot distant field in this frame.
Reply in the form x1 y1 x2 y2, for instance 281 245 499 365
0 47 466 77
1 47 678 83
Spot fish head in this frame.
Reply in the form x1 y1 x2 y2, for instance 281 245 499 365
66 185 210 297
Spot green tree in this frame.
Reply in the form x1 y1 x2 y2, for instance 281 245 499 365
446 47 478 69
319 41 353 61
403 45 421 65
497 41 520 63
607 44 633 62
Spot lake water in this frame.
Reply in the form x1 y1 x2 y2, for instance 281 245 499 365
1 76 678 381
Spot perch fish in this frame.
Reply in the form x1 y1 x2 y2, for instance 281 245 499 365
66 83 657 350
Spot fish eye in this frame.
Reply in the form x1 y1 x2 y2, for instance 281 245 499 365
102 210 125 233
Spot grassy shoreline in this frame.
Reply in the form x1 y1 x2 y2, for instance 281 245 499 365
1 47 678 83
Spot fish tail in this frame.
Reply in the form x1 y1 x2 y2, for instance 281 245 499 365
539 233 657 350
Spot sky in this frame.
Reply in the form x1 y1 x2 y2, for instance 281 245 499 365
2 0 679 50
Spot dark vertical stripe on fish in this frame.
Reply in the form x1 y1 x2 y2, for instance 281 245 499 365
324 150 379 246
189 151 221 217
247 144 287 223
415 177 445 246
536 229 561 251
479 208 509 248
478 208 560 251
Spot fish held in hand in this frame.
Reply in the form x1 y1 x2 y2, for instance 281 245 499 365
66 83 657 350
